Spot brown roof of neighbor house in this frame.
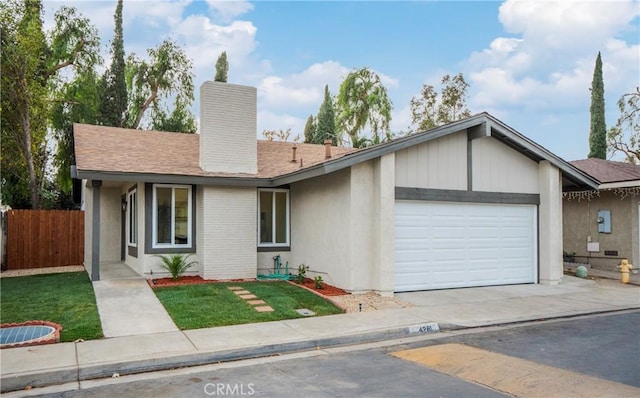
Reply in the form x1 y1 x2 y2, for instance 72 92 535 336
73 124 356 179
570 158 640 184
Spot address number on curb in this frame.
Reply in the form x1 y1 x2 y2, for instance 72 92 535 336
408 323 440 334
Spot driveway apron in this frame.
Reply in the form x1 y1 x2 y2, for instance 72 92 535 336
92 262 178 337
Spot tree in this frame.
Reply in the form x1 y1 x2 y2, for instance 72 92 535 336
315 85 336 144
336 67 393 148
607 87 640 164
410 73 471 132
214 51 228 82
99 0 127 127
125 39 196 131
589 52 607 159
262 128 299 142
303 115 316 144
1 0 99 208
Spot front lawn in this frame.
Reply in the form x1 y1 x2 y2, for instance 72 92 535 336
0 272 103 342
153 281 344 330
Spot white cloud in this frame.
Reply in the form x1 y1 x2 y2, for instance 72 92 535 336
206 0 254 23
465 0 640 115
498 0 638 51
173 16 258 72
257 111 306 138
257 61 350 110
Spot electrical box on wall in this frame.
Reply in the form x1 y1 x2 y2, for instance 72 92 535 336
587 242 600 252
597 210 611 233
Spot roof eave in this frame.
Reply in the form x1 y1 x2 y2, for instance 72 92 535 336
74 169 273 187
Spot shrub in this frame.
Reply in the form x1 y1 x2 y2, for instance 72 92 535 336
155 254 198 281
296 264 307 284
314 276 323 289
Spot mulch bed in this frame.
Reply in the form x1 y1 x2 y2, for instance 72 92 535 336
148 276 349 296
296 277 349 296
148 276 254 288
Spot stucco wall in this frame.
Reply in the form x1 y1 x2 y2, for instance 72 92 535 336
99 187 121 263
395 130 467 190
289 169 352 289
198 186 256 279
563 191 639 270
472 136 540 194
538 161 563 284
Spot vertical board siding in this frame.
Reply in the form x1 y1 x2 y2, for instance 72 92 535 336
6 210 84 269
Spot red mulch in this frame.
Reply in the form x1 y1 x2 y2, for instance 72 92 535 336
148 276 254 288
148 276 348 296
297 278 349 296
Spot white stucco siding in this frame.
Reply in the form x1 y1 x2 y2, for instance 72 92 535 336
199 186 256 280
290 169 351 290
83 182 92 270
472 136 540 194
100 187 121 262
349 162 376 292
539 160 563 285
395 130 467 190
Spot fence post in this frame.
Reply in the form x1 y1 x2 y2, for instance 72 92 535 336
0 210 6 271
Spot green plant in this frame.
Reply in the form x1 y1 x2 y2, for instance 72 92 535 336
155 254 198 281
314 275 324 289
296 264 307 284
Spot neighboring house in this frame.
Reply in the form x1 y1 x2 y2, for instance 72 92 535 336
73 81 597 295
563 158 640 271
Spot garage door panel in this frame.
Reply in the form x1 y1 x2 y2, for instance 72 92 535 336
395 201 536 292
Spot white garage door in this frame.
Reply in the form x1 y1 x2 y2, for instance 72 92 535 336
395 201 536 292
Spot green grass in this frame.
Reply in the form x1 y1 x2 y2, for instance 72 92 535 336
153 281 344 330
0 272 103 342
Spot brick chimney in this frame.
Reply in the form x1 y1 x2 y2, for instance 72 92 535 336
199 81 257 174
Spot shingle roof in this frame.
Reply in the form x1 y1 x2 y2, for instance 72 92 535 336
73 124 356 179
569 158 640 184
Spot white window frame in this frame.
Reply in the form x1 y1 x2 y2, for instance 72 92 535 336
257 188 290 247
152 184 192 249
127 188 137 247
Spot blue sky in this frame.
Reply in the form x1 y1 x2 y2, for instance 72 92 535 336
43 0 640 161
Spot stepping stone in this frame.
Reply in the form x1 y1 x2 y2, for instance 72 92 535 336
247 300 266 305
254 306 274 312
233 290 251 295
228 286 243 291
239 294 257 299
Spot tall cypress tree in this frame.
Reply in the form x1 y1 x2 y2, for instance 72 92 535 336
215 51 228 82
315 85 336 144
99 0 127 127
588 51 606 159
303 114 316 143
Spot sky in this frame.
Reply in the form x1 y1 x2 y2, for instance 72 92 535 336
42 0 640 162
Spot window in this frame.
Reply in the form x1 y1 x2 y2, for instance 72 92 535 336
128 189 137 246
258 189 289 247
153 184 192 248
597 209 611 233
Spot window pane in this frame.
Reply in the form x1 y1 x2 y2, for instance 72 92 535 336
174 188 189 244
259 191 273 243
275 191 287 244
156 187 172 244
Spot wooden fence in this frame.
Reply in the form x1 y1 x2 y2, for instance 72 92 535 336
5 210 84 270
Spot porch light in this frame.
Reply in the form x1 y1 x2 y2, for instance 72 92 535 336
121 198 127 211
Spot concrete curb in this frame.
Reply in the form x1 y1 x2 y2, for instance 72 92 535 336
0 322 439 393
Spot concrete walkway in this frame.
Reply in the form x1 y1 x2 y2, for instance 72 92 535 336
1 275 639 393
92 262 178 337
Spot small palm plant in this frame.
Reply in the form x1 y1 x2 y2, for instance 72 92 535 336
155 254 198 281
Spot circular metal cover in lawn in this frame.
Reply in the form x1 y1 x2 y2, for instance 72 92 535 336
1 325 56 345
